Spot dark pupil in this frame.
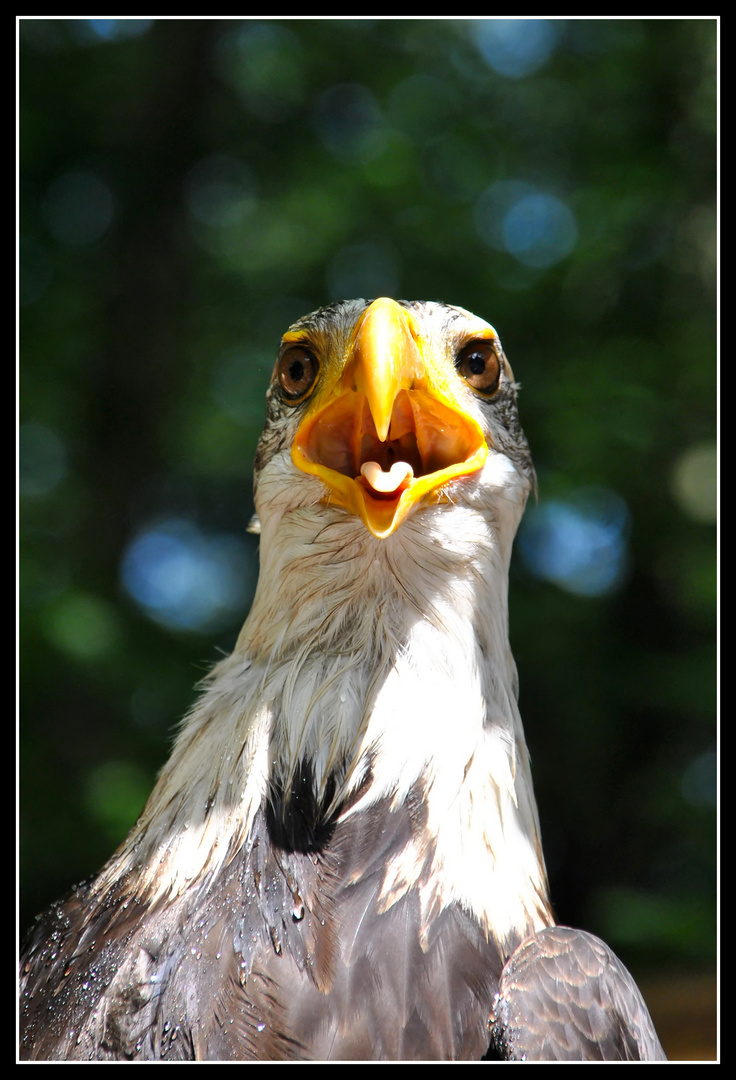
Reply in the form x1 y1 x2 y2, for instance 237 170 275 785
467 353 486 375
289 358 305 384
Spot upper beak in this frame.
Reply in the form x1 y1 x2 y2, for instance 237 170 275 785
291 298 489 538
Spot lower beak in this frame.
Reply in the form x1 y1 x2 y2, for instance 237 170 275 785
291 298 488 539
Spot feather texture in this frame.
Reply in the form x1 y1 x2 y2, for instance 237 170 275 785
489 927 666 1061
20 300 665 1061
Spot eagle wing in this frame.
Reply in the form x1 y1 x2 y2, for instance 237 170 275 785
489 926 666 1061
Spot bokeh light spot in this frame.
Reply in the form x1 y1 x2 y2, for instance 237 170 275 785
214 22 304 122
83 760 152 844
43 592 122 661
20 422 68 497
42 171 116 247
519 488 630 597
670 442 717 524
502 193 578 268
121 519 255 633
473 19 558 79
476 181 578 268
185 155 256 229
313 83 386 162
83 19 153 42
680 747 717 809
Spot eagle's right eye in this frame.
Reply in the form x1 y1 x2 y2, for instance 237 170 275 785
456 340 501 396
277 346 318 402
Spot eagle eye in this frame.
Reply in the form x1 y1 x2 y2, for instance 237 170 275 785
456 340 501 396
277 346 318 402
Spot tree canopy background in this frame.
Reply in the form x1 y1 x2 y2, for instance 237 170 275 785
19 18 717 1060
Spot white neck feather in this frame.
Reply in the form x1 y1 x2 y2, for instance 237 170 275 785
98 450 552 950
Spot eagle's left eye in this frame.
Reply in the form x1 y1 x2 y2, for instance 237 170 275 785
277 346 318 402
456 340 501 396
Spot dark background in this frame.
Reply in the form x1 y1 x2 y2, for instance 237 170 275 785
19 18 717 1060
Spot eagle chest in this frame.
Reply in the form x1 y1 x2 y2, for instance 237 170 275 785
186 803 507 1062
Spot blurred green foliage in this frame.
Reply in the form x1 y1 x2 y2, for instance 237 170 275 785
19 16 715 1003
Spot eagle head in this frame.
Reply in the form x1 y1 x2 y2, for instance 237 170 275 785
252 297 534 544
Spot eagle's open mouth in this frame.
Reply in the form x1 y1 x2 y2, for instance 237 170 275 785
291 299 488 538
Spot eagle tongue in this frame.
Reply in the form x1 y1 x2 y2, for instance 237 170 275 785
360 460 414 495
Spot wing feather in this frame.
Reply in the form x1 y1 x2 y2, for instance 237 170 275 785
489 926 666 1061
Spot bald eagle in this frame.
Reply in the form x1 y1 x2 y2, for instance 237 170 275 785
19 299 666 1061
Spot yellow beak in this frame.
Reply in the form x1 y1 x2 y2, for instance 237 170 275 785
291 298 489 538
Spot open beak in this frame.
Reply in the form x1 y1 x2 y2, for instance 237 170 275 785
291 298 489 539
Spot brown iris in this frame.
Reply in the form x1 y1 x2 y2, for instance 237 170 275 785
456 340 501 395
277 346 318 402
